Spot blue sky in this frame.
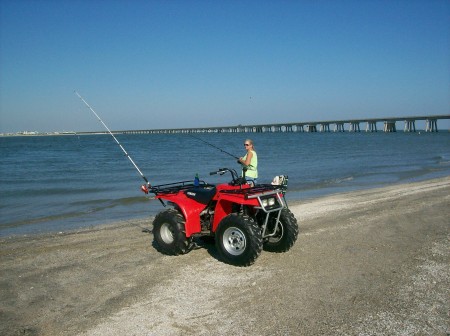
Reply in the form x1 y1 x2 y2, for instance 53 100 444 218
0 0 449 133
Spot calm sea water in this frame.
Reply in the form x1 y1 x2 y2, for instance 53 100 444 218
1 132 449 236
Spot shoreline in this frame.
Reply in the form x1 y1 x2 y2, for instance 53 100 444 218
1 177 449 335
2 175 449 239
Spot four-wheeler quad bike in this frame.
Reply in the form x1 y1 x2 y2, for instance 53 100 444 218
143 168 298 266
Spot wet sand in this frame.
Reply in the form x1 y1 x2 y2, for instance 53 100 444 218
1 177 449 336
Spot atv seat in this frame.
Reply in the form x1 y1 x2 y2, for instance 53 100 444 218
184 186 217 204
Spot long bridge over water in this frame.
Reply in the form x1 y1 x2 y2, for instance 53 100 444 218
81 114 450 135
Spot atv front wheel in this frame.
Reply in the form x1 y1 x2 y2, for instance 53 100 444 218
263 208 298 252
152 209 194 255
216 214 262 266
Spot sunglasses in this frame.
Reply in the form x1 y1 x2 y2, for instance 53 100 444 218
244 143 250 146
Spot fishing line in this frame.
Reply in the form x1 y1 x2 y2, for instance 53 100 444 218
74 91 150 185
69 130 82 148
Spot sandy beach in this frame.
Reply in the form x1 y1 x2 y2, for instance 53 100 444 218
1 177 449 336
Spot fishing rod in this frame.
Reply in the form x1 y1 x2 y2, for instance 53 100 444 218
74 91 150 186
189 134 240 160
189 134 249 175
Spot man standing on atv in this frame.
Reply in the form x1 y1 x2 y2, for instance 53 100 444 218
238 139 258 185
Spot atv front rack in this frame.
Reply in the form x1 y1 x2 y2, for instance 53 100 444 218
219 184 285 199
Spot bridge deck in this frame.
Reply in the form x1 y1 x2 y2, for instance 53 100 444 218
77 114 450 135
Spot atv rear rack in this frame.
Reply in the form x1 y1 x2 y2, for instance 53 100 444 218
150 181 212 195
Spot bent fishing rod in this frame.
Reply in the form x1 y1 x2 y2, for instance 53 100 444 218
189 134 239 160
74 91 150 186
189 134 249 172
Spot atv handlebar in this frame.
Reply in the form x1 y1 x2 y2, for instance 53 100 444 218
209 168 245 185
209 167 238 179
209 168 228 176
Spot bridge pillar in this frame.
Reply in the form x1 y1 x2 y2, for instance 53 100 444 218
306 124 317 132
334 123 345 132
365 121 377 132
319 123 330 132
403 120 416 132
295 125 304 132
349 122 360 132
384 121 397 132
425 119 438 132
273 125 281 132
285 125 293 132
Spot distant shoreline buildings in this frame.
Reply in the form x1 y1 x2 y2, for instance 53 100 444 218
0 131 78 137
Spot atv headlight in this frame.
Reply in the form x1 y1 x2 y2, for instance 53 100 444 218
261 197 276 208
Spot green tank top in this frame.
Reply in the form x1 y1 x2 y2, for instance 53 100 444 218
243 150 258 178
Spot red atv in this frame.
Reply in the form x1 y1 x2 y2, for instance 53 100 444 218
145 168 298 266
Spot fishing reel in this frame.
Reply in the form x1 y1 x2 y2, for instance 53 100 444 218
141 183 150 194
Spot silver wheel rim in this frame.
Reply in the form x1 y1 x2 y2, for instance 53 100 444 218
160 223 174 244
222 227 246 256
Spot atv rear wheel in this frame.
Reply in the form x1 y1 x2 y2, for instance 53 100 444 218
152 209 194 255
263 208 298 252
216 214 262 266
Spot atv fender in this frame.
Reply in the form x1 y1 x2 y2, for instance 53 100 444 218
158 194 205 237
212 194 259 232
177 198 205 237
